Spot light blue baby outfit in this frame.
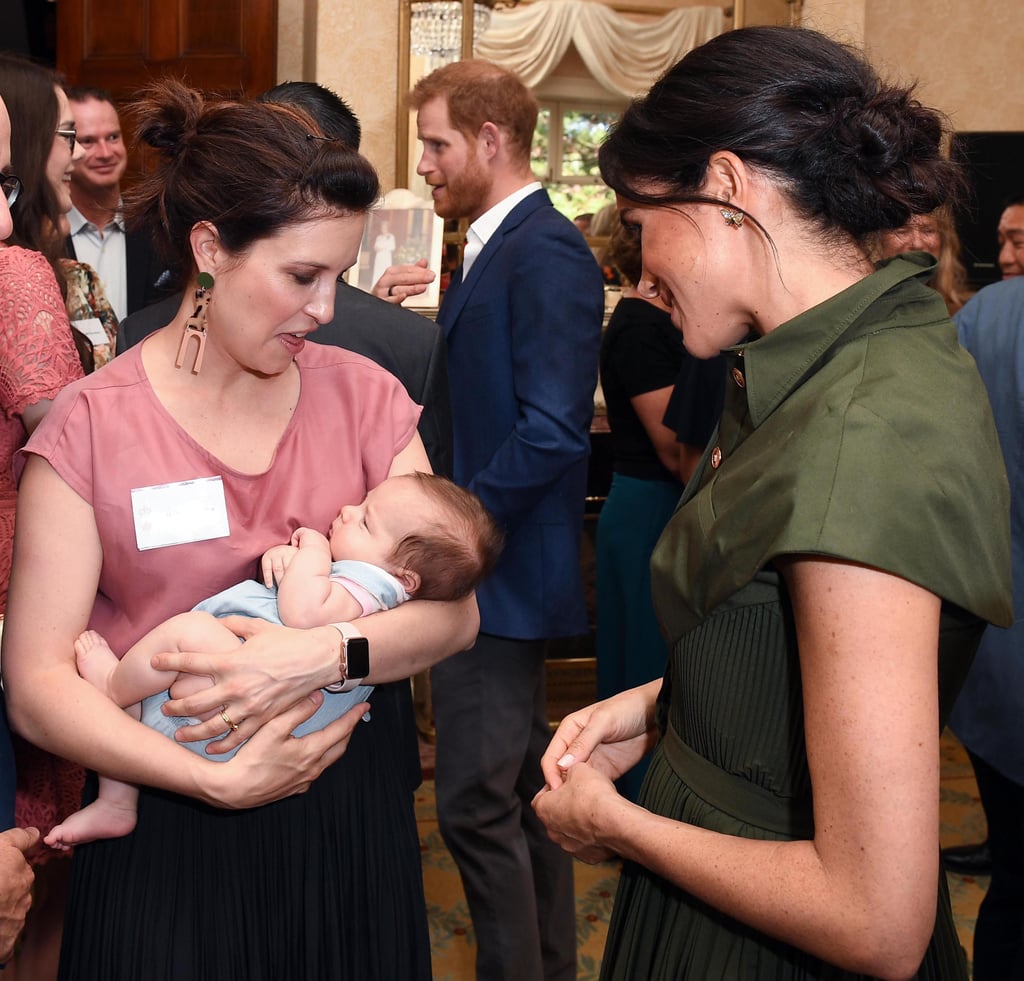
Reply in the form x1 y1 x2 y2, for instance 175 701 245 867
138 559 409 759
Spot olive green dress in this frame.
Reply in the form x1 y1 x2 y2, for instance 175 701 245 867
600 256 1014 980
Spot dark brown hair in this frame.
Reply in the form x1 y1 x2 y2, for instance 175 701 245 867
408 60 537 163
0 55 68 283
64 85 116 107
601 215 643 287
389 473 504 601
599 26 964 248
125 78 379 283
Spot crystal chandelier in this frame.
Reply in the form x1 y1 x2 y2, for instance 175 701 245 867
410 1 495 67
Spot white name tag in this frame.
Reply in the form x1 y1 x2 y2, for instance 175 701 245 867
131 476 231 551
73 317 108 347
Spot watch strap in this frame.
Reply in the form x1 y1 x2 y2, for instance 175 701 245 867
324 621 369 693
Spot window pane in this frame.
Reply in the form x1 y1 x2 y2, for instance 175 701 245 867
531 107 551 180
560 110 616 178
543 184 615 224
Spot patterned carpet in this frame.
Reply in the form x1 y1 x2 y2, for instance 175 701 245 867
418 729 989 980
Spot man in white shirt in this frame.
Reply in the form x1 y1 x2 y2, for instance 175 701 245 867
65 87 167 320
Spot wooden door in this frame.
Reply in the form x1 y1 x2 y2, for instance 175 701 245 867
58 0 278 102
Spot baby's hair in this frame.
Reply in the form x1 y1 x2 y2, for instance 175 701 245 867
390 473 504 601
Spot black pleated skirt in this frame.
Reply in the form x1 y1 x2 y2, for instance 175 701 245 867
58 683 431 981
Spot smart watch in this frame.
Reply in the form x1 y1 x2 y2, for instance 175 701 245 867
324 622 370 692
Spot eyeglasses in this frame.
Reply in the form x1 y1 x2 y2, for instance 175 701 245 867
55 127 77 153
1 174 21 207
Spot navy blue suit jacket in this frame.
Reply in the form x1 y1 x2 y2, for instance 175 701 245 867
438 189 603 639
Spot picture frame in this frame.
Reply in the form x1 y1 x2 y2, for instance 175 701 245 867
349 189 444 309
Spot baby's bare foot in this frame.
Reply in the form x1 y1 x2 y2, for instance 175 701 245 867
74 629 119 694
45 798 138 850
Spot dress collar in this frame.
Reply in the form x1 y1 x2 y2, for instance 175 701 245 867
727 253 941 428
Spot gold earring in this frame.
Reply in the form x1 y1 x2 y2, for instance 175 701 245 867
720 208 745 228
176 271 214 374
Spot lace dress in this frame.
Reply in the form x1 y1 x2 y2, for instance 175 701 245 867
0 246 86 856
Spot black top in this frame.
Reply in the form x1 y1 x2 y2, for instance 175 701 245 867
600 296 683 481
663 351 726 449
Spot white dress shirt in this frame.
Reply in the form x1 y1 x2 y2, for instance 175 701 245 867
462 181 542 279
67 204 128 322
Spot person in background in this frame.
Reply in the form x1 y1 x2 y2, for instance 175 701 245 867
996 193 1024 279
573 212 593 235
4 79 478 981
0 86 41 973
874 206 973 314
943 275 1024 979
64 86 169 321
595 216 721 801
532 26 1011 980
377 59 604 981
941 191 1024 881
589 202 622 283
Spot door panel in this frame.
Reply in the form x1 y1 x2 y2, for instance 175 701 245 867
59 0 277 101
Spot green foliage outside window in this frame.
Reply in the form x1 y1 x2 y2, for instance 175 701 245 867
532 103 619 222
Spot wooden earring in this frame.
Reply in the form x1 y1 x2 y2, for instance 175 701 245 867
175 271 214 374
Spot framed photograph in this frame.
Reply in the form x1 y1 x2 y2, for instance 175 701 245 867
349 190 444 309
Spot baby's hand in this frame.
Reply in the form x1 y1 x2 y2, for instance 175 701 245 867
290 527 330 552
261 544 298 587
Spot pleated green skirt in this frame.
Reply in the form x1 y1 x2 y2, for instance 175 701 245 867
599 594 969 981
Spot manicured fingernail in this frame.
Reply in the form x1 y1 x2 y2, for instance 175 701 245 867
557 753 574 768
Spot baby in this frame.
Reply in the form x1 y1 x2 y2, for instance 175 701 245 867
47 472 502 848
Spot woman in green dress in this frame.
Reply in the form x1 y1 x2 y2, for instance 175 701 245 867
533 26 1012 981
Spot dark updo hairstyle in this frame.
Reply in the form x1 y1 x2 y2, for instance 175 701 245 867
599 26 964 247
257 81 362 150
125 78 380 285
0 54 68 279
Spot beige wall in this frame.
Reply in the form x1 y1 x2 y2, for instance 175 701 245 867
277 0 402 188
277 0 1024 190
804 0 1023 131
864 0 1024 132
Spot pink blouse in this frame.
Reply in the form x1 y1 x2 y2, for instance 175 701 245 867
24 341 420 653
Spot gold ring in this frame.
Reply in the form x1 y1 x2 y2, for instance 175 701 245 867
220 709 239 732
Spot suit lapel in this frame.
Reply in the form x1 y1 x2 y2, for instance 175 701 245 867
437 189 551 337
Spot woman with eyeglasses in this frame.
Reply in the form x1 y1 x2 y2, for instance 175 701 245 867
0 53 94 981
0 55 121 374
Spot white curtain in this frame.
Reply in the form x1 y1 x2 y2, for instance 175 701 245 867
475 1 725 98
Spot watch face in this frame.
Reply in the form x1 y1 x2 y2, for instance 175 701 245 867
346 636 370 678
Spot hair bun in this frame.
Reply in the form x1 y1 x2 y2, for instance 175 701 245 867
132 79 204 160
835 104 902 178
